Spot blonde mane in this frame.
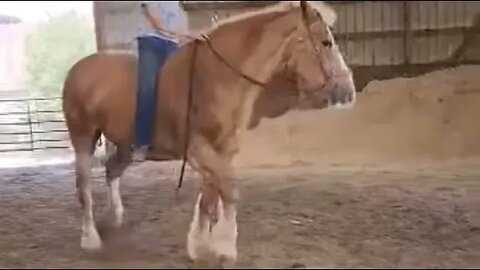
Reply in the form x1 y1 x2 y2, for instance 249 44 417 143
202 1 337 35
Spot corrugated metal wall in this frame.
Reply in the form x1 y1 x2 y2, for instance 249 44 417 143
181 1 480 67
180 1 276 31
95 1 480 65
94 0 480 88
333 1 480 66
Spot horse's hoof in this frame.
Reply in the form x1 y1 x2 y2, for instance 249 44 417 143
81 232 102 251
192 257 211 269
187 239 211 263
216 254 237 269
187 227 212 262
111 211 124 228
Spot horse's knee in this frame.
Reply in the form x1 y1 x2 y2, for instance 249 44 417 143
189 136 238 204
105 153 131 180
217 177 239 207
75 153 92 178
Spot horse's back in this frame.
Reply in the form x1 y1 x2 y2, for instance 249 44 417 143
63 53 137 106
63 52 138 144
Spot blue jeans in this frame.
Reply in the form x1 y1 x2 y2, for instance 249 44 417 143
134 35 179 146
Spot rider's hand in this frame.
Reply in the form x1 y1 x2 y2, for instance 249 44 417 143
185 32 209 42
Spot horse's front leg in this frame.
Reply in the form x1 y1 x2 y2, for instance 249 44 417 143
187 135 239 268
211 190 238 268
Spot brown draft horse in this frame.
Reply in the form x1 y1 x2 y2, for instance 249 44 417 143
62 1 356 267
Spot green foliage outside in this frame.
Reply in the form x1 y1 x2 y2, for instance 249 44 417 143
24 10 95 98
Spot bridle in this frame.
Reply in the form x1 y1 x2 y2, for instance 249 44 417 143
202 37 266 87
298 1 352 96
203 1 352 90
175 1 348 191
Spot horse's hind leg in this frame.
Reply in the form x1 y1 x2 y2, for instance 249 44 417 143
73 132 102 250
105 143 132 227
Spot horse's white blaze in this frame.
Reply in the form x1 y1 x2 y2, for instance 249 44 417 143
108 177 124 227
326 28 357 110
329 37 351 74
187 193 212 261
211 197 238 262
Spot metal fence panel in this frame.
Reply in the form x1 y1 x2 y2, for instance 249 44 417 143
0 97 70 153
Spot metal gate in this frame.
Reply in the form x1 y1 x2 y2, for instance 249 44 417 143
0 97 70 153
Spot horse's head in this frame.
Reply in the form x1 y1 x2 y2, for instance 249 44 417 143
282 1 355 110
195 1 355 111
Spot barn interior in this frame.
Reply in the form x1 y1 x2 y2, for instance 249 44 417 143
0 1 479 268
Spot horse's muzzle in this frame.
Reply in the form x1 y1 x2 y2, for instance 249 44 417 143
296 75 356 110
330 83 355 105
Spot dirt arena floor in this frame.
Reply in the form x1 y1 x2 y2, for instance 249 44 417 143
0 160 479 268
1 66 480 268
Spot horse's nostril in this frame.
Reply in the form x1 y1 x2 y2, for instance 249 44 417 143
322 40 332 48
347 92 353 103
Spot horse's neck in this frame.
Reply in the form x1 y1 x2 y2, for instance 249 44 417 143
238 12 299 131
211 10 296 89
204 10 298 132
239 13 296 87
216 12 296 133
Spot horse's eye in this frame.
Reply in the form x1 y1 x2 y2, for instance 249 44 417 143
322 40 332 48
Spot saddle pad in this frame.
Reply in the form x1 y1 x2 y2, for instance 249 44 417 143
134 34 179 147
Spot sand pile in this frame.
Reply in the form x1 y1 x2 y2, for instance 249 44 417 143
234 65 480 167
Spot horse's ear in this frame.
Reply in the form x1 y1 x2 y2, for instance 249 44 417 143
299 0 312 25
300 0 307 10
310 2 337 27
299 1 317 23
299 0 310 16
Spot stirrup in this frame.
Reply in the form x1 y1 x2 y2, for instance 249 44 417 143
132 145 148 162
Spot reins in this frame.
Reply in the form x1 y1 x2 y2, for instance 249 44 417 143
203 37 266 87
175 1 342 191
175 37 270 192
176 39 200 192
175 34 267 192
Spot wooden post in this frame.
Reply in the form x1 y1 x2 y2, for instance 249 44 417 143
92 2 104 52
26 101 34 151
403 1 412 65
